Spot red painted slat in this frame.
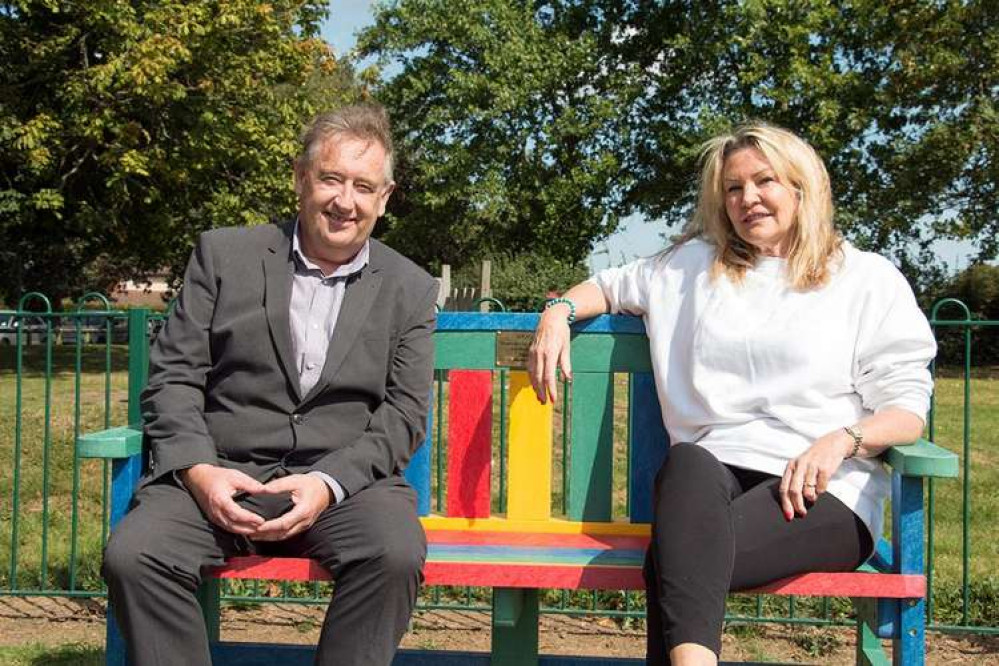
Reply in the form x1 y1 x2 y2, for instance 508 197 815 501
445 370 493 518
210 555 924 599
210 556 331 581
423 561 645 590
746 571 926 598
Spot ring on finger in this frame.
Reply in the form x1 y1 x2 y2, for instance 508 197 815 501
804 483 817 488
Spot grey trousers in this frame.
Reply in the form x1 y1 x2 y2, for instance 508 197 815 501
102 475 426 666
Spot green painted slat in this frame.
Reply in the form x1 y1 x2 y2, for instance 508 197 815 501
77 426 143 459
884 439 959 478
568 373 615 522
492 588 539 665
569 334 651 373
434 332 495 369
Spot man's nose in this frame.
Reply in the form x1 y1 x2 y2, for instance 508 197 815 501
332 184 354 210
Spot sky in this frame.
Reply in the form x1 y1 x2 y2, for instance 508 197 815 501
320 3 976 275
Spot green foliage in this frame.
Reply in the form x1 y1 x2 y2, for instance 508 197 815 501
789 627 843 658
358 0 633 268
0 0 361 306
360 0 997 274
930 576 999 628
926 264 999 365
452 253 589 311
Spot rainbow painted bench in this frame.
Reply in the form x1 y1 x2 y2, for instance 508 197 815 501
81 310 958 665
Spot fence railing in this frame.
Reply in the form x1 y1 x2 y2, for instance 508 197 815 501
0 295 995 636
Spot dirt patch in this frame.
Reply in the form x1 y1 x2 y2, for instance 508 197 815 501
1 596 997 664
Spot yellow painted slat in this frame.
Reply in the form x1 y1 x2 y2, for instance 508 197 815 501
419 515 650 536
506 371 552 521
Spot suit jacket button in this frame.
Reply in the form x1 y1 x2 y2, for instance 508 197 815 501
291 413 304 425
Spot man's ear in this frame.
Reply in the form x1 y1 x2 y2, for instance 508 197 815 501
377 182 396 217
292 159 306 197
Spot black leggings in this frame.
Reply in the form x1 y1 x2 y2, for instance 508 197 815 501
644 443 873 663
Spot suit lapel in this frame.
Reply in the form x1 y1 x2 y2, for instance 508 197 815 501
263 227 301 402
302 265 383 405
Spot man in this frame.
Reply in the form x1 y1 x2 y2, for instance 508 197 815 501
102 104 437 666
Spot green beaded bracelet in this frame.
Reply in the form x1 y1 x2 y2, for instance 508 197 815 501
544 297 576 324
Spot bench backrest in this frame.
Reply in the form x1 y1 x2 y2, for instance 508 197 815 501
406 312 668 529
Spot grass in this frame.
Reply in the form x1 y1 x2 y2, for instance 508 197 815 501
0 643 103 666
0 345 129 592
1 344 997 629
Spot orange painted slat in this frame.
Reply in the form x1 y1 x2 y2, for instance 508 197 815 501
445 370 493 518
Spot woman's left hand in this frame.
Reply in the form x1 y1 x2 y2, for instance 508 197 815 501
779 429 854 520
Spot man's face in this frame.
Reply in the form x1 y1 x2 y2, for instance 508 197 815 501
295 133 394 268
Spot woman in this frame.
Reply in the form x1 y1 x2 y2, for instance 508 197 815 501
527 123 935 666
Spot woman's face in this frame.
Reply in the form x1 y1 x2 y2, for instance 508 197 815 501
722 147 799 258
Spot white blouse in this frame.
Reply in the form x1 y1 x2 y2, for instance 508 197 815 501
591 239 936 540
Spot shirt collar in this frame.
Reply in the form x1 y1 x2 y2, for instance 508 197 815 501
292 220 369 279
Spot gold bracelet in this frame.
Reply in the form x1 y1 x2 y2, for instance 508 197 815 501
843 425 863 459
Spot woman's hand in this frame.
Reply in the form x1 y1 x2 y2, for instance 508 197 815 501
779 429 854 520
527 303 573 404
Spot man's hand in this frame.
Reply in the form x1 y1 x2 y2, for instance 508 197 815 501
251 474 333 542
779 429 854 520
181 464 267 535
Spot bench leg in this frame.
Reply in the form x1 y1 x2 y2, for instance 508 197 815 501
106 611 129 666
892 473 926 666
491 588 539 666
197 578 222 643
894 598 925 666
854 598 889 666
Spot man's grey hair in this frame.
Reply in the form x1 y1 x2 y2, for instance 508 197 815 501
297 104 395 183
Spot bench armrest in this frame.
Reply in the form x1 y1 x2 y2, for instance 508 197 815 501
882 438 958 478
77 426 143 460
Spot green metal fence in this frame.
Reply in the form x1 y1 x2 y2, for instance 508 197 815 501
1 295 996 636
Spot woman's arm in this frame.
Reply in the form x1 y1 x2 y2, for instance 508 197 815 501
779 406 926 520
527 281 609 404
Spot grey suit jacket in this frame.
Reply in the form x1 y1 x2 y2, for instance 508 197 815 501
141 221 438 496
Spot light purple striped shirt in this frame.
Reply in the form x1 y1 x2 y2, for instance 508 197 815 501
290 223 369 503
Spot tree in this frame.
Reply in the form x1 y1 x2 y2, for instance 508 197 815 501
621 0 998 267
358 0 636 270
925 263 999 366
359 1 998 275
0 0 360 306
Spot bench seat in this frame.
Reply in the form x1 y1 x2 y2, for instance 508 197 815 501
211 547 926 599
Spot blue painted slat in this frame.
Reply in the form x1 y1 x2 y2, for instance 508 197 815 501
107 454 143 666
109 455 142 528
436 313 646 335
209 643 494 665
892 472 925 664
207 642 730 665
627 373 669 524
428 545 645 565
405 393 433 516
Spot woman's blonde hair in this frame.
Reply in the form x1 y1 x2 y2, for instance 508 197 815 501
673 122 841 289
